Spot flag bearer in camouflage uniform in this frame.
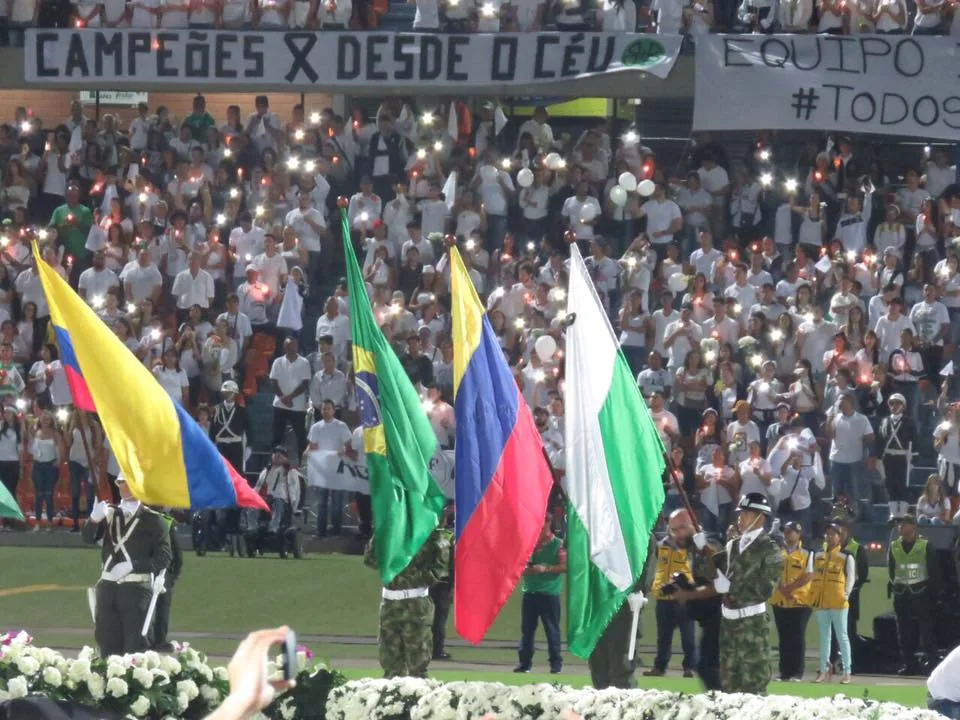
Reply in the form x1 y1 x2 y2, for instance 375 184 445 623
714 492 783 694
364 527 451 678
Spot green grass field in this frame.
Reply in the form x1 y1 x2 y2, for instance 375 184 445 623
0 547 928 708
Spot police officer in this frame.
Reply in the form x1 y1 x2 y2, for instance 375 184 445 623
151 510 183 651
210 380 247 554
364 527 451 678
83 473 172 657
878 393 916 521
644 509 697 678
889 515 940 674
770 521 813 681
714 492 784 694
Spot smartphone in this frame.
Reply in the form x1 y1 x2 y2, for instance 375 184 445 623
280 628 297 681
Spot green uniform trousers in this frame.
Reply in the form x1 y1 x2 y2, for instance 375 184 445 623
588 601 638 690
378 596 433 678
720 612 772 694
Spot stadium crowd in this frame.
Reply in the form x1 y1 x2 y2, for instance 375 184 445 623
0 91 955 678
0 0 955 36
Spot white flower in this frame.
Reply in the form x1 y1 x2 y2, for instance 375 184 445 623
16 655 40 676
77 646 96 662
278 698 296 720
86 674 105 700
42 666 62 688
160 656 182 675
106 677 129 698
177 679 200 700
67 651 90 682
129 695 151 717
132 667 153 689
143 650 161 668
177 692 190 712
214 667 229 682
200 684 220 703
197 663 214 682
106 661 127 678
152 669 171 687
6 676 28 699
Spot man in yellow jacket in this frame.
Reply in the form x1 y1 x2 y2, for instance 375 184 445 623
644 509 697 678
770 521 812 681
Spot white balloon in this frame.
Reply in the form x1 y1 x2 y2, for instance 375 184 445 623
609 185 628 207
617 171 638 192
479 165 498 183
534 335 558 363
667 273 689 293
637 179 656 197
579 203 598 223
543 152 563 170
517 168 534 188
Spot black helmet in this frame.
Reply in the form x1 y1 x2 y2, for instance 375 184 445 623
738 492 772 516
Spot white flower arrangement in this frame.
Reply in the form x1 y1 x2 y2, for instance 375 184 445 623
0 631 342 720
328 679 945 720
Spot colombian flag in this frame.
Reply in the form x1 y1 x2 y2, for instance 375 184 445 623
33 245 266 511
449 246 554 644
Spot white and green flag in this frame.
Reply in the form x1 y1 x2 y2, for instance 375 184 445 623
564 244 666 658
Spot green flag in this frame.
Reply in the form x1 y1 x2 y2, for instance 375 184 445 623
340 208 444 583
563 243 666 658
0 481 23 521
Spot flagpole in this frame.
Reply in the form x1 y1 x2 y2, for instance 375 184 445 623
74 410 103 502
662 450 703 535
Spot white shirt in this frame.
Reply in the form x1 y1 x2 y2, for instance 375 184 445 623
829 411 873 463
738 458 773 500
874 313 916 358
229 226 266 279
561 195 601 240
171 268 215 310
77 267 119 302
309 369 349 410
641 198 682 245
121 263 163 304
15 269 48 318
153 366 188 403
314 313 351 361
928 644 960 702
477 169 514 217
285 207 325 253
698 166 730 206
251 252 287 298
307 418 352 452
909 300 950 347
269 355 313 412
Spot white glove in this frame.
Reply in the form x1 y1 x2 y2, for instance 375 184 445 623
102 559 133 582
692 532 707 550
627 591 647 614
89 500 109 523
151 572 166 595
714 569 731 594
759 15 773 29
770 518 781 534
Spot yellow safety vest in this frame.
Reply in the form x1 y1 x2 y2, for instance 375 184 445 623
652 542 693 601
771 546 812 608
809 547 848 610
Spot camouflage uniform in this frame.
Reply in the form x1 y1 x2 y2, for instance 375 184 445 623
364 528 451 678
719 532 783 694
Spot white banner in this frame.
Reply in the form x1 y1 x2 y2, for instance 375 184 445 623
27 30 682 89
695 35 960 141
79 90 149 105
306 449 455 498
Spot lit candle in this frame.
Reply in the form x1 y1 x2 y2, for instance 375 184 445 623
553 288 566 302
216 213 227 226
769 328 783 342
304 160 316 173
433 141 444 153
15 398 27 411
514 318 526 330
422 111 435 126
91 294 105 310
310 112 321 125
294 129 305 141
416 148 427 160
126 303 137 314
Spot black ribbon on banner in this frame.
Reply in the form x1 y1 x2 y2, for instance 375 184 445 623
284 33 319 83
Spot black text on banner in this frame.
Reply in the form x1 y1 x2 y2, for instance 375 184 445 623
694 34 960 141
27 30 682 88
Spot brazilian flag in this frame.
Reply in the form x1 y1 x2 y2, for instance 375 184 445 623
340 208 445 583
